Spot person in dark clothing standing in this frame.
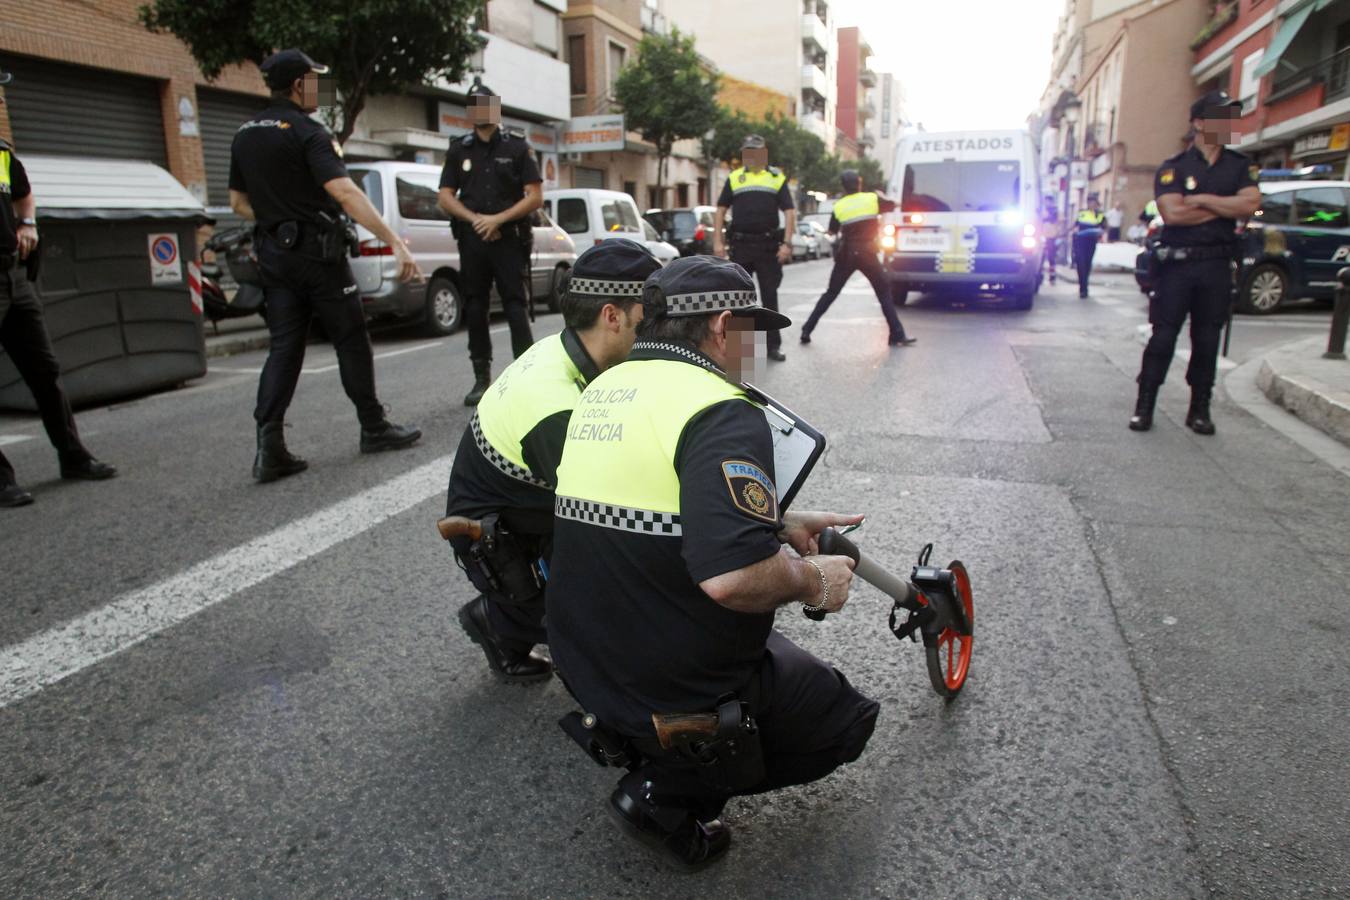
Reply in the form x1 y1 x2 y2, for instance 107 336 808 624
229 49 423 483
800 170 913 347
713 134 794 361
1129 91 1260 436
438 80 542 406
0 67 117 508
1072 195 1105 298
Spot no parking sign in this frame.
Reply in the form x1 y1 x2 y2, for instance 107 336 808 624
148 233 182 285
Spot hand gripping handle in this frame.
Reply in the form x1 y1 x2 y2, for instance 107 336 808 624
805 527 920 621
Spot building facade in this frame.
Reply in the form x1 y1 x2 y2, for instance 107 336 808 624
873 72 907 181
835 26 877 162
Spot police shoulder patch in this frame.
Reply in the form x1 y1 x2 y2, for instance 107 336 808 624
721 459 779 524
461 134 475 146
331 139 343 158
1159 168 1175 185
768 166 782 175
1249 164 1261 181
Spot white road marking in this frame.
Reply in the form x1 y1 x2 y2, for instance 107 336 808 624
209 325 512 376
0 454 453 708
0 434 35 447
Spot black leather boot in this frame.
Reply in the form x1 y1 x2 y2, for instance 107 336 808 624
457 595 552 683
464 358 492 407
0 483 34 507
607 772 731 872
59 456 118 480
359 420 422 453
1186 387 1216 436
253 422 308 482
1128 384 1158 432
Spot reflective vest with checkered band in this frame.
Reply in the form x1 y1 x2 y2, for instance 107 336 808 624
833 191 880 225
729 167 787 196
476 331 585 475
0 149 11 196
555 358 751 515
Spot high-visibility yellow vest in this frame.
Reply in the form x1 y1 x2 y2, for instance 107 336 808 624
729 166 787 196
1144 200 1158 218
833 191 880 225
554 353 754 531
1076 209 1105 226
474 330 588 487
0 149 11 192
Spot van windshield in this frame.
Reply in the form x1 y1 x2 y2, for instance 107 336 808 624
901 161 1020 213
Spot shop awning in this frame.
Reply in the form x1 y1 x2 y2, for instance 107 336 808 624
1254 0 1334 77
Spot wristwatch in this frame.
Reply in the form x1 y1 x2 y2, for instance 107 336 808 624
20 217 37 227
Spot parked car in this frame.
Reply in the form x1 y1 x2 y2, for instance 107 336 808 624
790 222 820 260
802 219 835 257
346 161 575 335
643 206 717 256
543 188 646 251
641 219 680 264
1234 179 1350 314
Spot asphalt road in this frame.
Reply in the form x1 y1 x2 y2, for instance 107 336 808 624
1 260 1346 897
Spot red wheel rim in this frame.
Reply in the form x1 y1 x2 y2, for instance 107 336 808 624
935 562 974 691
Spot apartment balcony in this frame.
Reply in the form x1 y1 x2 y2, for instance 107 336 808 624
859 129 876 148
801 63 830 100
804 0 829 28
858 96 876 120
859 67 877 88
641 5 668 35
801 13 828 55
800 113 831 141
1269 46 1350 107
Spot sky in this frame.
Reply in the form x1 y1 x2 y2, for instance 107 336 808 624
834 0 1065 132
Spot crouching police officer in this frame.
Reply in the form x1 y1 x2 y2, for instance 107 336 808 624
713 134 794 361
1129 91 1259 435
438 80 541 406
444 240 661 682
547 256 878 870
229 49 424 482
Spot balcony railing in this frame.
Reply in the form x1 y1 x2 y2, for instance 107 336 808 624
801 13 828 55
859 68 877 88
1270 46 1350 106
801 63 829 99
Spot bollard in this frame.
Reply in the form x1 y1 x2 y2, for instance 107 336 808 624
1327 267 1350 360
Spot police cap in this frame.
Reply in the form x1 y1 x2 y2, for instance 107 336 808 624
467 78 497 99
840 169 861 192
261 49 330 89
642 255 791 331
1190 90 1241 122
567 238 662 300
741 134 766 150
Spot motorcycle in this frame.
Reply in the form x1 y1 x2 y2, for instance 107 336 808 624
200 225 266 331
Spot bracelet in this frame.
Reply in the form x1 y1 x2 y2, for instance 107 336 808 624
801 558 829 612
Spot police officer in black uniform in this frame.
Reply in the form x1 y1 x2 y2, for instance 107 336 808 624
437 80 542 406
0 67 117 508
445 239 661 683
713 135 794 361
1129 91 1260 435
229 49 423 483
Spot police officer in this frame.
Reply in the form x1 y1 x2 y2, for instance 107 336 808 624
0 67 116 508
713 135 794 361
444 239 661 682
800 170 914 346
547 256 878 870
437 80 542 406
229 49 423 483
1129 91 1259 435
1072 195 1105 298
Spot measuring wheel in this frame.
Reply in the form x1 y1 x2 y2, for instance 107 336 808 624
922 561 974 698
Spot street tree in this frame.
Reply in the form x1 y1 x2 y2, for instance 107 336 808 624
138 0 485 144
613 28 720 198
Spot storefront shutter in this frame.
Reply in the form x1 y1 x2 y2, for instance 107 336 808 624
197 88 267 208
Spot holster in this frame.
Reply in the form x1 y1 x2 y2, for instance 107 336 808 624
314 211 358 262
651 697 765 794
559 711 637 770
466 513 545 607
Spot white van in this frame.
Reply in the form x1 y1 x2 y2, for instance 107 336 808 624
543 189 647 250
885 130 1042 309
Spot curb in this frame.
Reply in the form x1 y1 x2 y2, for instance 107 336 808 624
1257 358 1350 447
205 332 270 360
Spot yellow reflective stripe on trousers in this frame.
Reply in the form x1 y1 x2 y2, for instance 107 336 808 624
475 331 584 477
833 191 880 224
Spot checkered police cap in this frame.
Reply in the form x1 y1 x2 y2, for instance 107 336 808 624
642 255 791 331
565 238 662 301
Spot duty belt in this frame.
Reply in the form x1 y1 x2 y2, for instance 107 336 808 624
1154 244 1234 263
730 230 778 241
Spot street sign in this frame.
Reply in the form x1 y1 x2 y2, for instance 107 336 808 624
561 115 626 153
148 233 181 285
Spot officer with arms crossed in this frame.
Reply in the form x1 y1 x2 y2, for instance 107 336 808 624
800 170 914 346
444 240 661 683
438 80 542 406
547 256 879 870
713 134 793 361
229 49 423 483
0 67 116 507
1129 91 1260 435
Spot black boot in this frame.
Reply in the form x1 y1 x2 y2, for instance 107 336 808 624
59 455 118 480
607 773 731 872
457 596 552 683
1 483 34 507
1128 384 1158 432
1186 387 1216 436
253 422 308 482
359 419 422 453
464 358 491 407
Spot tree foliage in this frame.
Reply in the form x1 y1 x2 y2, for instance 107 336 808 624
139 0 486 143
612 28 720 193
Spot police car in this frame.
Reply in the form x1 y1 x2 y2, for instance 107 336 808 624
1237 174 1350 314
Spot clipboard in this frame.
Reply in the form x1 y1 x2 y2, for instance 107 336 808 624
748 385 826 512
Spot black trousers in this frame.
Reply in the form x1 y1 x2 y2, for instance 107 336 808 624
460 232 534 362
254 238 384 427
802 245 906 341
622 630 880 820
729 239 784 352
0 260 91 486
1072 233 1098 295
1138 257 1231 391
447 530 549 651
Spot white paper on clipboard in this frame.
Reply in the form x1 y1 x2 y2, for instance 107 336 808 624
760 398 825 511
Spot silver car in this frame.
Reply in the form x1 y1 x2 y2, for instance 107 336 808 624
347 161 576 336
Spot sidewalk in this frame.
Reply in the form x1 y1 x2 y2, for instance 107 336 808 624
203 314 269 359
1256 336 1350 446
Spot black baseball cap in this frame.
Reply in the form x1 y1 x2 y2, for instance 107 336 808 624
642 256 791 331
1190 90 1241 121
260 49 329 89
567 238 662 300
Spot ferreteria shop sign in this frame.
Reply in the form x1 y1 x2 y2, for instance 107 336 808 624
436 102 558 152
1292 123 1350 158
561 115 626 153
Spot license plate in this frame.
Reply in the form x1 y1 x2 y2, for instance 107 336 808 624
899 230 950 252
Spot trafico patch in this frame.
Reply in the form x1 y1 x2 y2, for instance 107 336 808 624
1159 168 1175 185
722 459 779 523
